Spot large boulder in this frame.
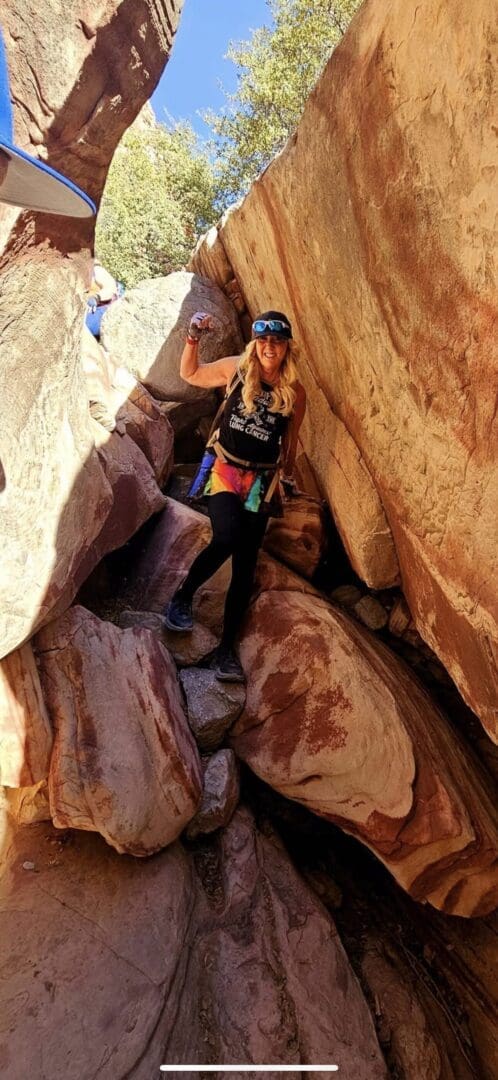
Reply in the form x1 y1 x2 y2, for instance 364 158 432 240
231 589 498 917
0 1 182 660
0 806 387 1077
34 606 202 855
192 0 498 738
100 270 244 401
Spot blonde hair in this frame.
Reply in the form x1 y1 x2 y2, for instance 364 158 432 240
238 338 298 417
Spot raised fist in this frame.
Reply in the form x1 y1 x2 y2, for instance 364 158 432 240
188 311 213 340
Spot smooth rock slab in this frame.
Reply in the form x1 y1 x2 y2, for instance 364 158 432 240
35 606 202 855
82 329 175 484
101 270 243 402
0 806 387 1078
186 749 240 838
180 669 246 751
115 381 174 487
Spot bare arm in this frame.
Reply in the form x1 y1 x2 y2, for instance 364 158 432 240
180 311 239 388
282 382 307 475
180 338 238 389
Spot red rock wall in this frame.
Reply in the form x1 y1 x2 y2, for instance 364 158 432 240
192 0 498 739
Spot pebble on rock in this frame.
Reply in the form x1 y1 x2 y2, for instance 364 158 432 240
330 584 363 607
353 596 389 631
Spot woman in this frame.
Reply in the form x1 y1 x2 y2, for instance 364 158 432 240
164 309 306 682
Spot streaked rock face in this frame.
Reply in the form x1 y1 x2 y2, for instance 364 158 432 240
231 589 498 917
192 0 498 739
263 490 327 580
0 1 183 659
35 606 202 855
0 644 52 787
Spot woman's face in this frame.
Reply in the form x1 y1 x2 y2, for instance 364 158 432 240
255 335 288 378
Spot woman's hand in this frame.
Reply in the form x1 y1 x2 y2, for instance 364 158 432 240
180 308 238 389
188 311 214 340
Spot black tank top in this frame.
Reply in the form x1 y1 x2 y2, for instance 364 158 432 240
218 379 289 465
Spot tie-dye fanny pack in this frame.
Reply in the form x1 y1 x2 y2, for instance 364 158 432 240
187 451 281 515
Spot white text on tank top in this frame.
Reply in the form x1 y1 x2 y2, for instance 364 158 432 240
229 388 277 444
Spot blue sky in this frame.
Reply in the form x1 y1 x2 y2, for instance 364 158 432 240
151 0 272 140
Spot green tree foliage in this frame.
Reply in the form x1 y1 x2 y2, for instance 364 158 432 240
206 0 361 205
96 114 216 287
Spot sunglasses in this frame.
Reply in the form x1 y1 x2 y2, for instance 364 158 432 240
252 319 290 336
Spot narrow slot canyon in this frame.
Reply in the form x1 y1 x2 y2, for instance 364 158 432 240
0 1 496 1077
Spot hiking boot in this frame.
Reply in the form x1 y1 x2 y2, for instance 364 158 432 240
163 592 193 632
214 646 245 683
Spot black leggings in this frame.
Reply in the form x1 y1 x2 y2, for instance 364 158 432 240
179 493 268 647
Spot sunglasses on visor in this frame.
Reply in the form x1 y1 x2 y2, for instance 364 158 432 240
252 319 291 336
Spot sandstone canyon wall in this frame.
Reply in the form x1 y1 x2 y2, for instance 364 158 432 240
0 0 183 658
191 0 498 740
